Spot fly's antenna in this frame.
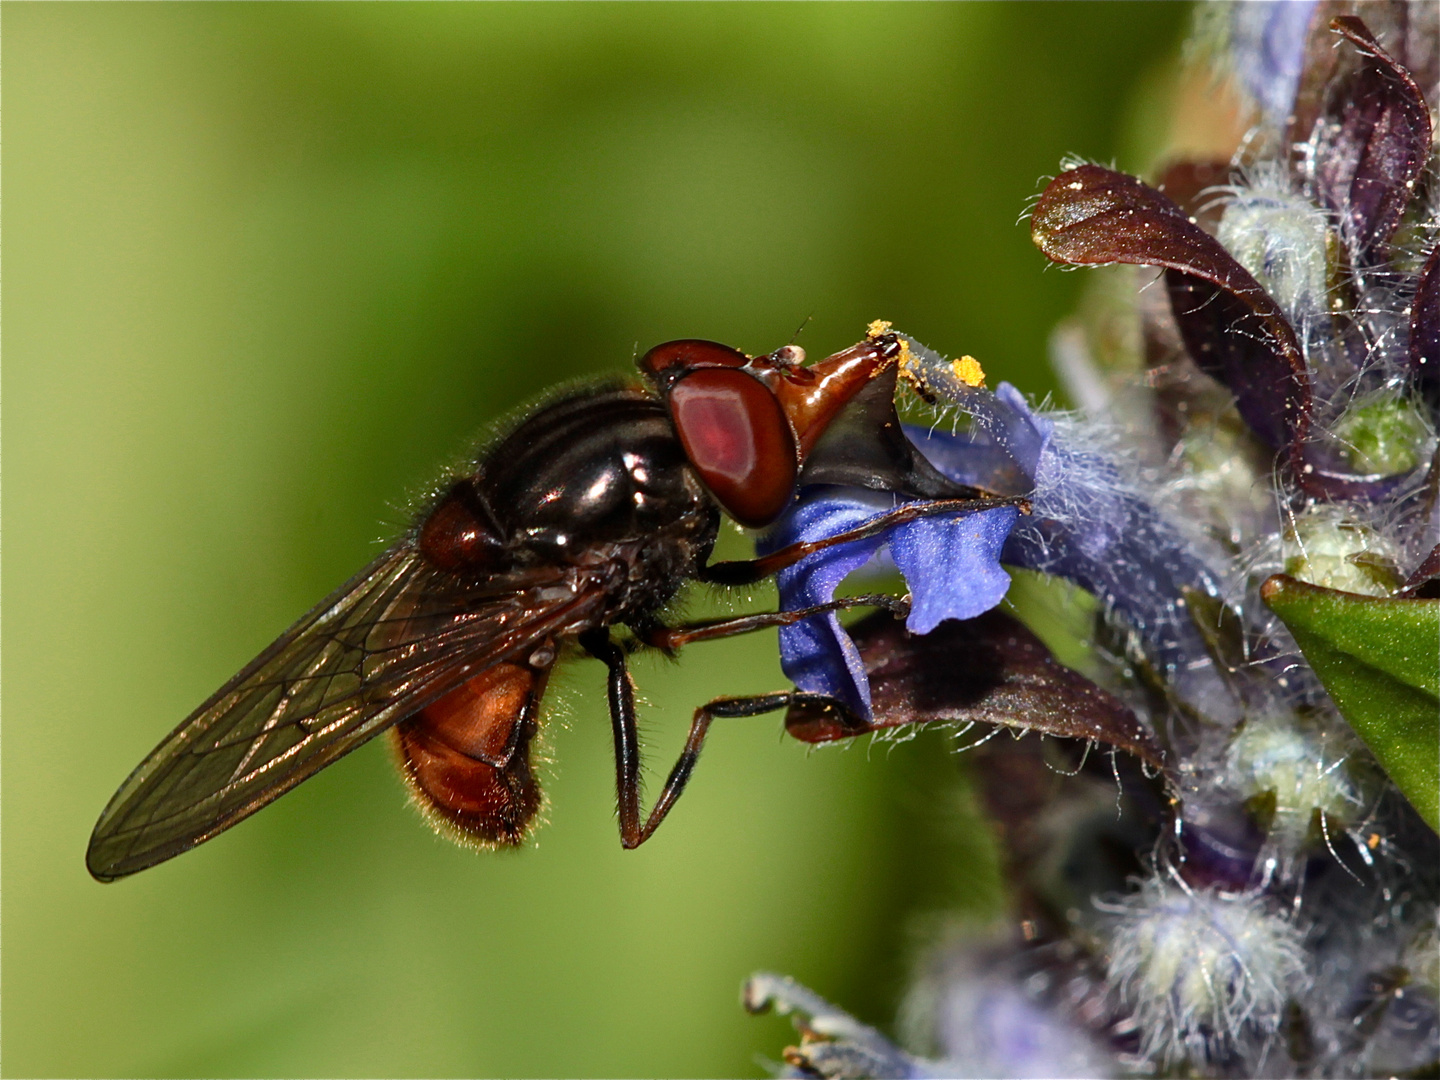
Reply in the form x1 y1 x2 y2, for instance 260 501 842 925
789 314 813 347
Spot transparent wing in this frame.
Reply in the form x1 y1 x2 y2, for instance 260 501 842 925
87 544 606 880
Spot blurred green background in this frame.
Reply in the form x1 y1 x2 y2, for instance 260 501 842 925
3 4 1187 1076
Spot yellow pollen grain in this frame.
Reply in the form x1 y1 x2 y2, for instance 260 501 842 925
896 337 915 369
866 319 893 339
952 354 986 387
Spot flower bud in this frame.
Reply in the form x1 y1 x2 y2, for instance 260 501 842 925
1101 877 1308 1065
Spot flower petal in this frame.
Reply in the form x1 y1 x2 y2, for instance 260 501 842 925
1001 425 1238 724
1315 17 1433 265
890 505 1019 634
902 422 1027 492
762 376 1046 716
762 489 894 716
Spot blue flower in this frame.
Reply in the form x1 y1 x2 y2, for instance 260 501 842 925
764 349 1228 721
760 381 1046 719
764 488 1019 718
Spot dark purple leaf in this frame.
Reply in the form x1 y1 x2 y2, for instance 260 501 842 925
1313 16 1433 265
1299 458 1431 501
1033 165 1310 469
782 609 1164 770
1412 244 1440 383
1163 270 1304 451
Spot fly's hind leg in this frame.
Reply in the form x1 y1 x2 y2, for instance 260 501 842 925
580 627 842 849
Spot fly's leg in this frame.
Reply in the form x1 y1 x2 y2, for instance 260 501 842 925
580 627 837 849
699 494 1028 586
633 593 909 653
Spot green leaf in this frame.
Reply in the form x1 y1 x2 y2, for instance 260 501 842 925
1261 574 1439 831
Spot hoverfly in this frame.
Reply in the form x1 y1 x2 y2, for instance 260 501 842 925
87 326 1016 881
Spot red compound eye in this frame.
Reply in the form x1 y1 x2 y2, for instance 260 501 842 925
643 330 905 528
668 368 797 528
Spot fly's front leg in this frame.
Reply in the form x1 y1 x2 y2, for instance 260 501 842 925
700 494 1028 586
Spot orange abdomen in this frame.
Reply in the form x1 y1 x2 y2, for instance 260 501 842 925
391 651 552 848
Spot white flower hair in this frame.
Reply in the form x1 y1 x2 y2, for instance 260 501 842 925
1100 872 1309 1066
